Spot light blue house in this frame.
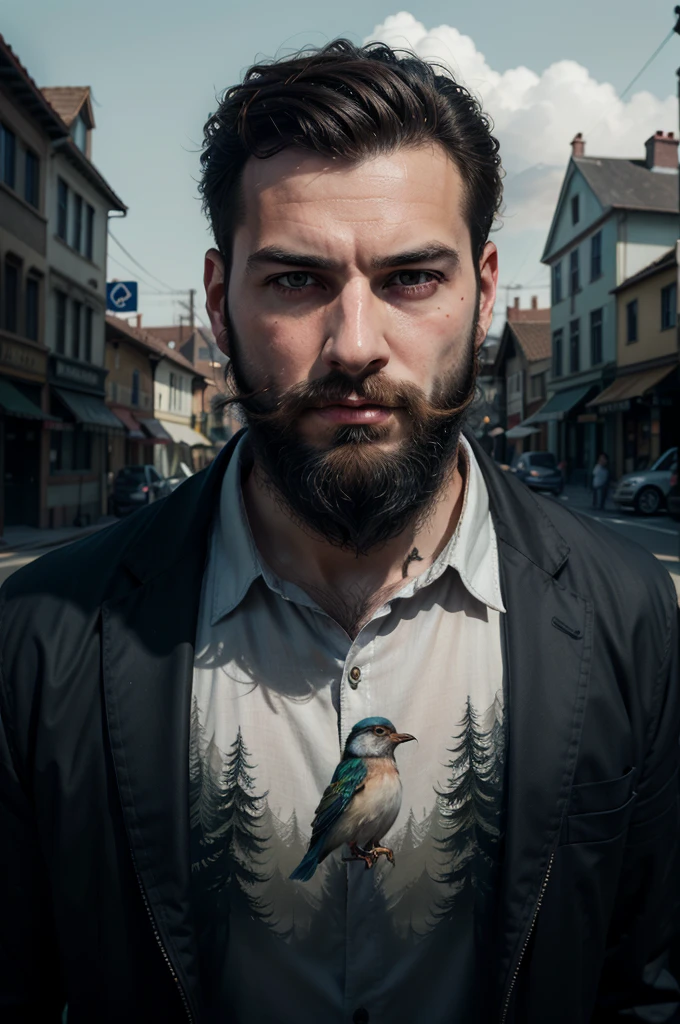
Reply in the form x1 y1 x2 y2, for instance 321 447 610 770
534 131 678 481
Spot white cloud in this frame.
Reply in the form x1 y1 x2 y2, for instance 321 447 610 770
364 11 677 234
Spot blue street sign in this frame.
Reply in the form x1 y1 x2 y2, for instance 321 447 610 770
106 281 138 312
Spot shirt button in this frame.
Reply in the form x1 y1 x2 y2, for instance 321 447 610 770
348 666 361 688
353 1010 369 1024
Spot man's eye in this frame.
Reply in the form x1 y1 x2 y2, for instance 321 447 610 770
391 271 437 288
275 272 315 290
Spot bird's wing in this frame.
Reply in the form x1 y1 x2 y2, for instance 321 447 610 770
307 758 367 846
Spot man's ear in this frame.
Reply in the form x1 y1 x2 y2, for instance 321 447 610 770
204 249 229 358
475 241 499 350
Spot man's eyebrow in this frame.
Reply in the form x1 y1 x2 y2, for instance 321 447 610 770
245 247 342 273
370 244 461 270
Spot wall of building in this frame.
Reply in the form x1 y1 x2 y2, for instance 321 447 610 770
616 211 679 285
44 153 108 366
616 264 678 368
105 341 154 413
154 358 193 422
545 166 605 258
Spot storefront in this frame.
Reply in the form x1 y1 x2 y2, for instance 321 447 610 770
0 334 51 533
587 364 678 476
47 355 123 528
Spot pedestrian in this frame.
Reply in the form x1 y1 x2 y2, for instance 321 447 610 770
592 452 610 510
1 40 678 1024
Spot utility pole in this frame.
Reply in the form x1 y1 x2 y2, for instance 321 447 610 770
188 288 196 331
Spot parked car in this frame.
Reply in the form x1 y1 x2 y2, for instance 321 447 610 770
667 462 680 522
613 447 678 516
512 451 563 496
112 465 170 517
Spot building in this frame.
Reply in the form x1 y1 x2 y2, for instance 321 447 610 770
586 245 679 476
0 35 67 532
41 85 127 527
539 131 678 483
145 323 233 444
493 297 551 459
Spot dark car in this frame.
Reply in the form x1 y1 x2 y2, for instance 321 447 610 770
512 451 563 496
667 462 680 522
112 465 170 517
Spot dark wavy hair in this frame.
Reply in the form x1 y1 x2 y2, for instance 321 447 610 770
199 39 503 272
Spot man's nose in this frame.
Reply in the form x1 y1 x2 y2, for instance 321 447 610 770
321 278 389 377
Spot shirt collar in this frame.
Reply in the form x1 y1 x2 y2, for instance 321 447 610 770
209 431 505 625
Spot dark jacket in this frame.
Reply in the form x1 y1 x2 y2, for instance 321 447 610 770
1 435 678 1024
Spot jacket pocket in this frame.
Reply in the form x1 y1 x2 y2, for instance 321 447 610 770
562 767 637 845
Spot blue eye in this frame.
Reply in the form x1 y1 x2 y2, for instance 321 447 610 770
276 272 314 289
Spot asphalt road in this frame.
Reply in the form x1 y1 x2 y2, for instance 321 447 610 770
0 506 678 595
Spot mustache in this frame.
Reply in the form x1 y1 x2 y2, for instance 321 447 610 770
223 363 480 431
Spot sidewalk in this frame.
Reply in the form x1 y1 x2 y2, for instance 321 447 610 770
556 483 617 515
0 516 117 554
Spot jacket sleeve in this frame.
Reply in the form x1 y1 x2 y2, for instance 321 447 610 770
0 593 66 1023
594 592 680 1022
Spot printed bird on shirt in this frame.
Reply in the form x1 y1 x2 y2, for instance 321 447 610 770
290 717 416 881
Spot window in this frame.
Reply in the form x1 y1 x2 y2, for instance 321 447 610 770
590 231 602 280
571 195 580 225
71 301 82 359
50 428 91 472
131 369 140 406
552 329 563 377
24 150 39 207
84 307 93 362
530 373 546 400
552 262 562 304
661 282 676 330
569 249 580 295
569 319 580 373
55 290 67 353
57 178 69 240
169 372 176 409
4 261 19 333
590 308 603 365
72 114 87 154
0 124 16 188
72 193 83 252
198 346 211 360
626 299 638 344
85 205 95 261
25 277 39 341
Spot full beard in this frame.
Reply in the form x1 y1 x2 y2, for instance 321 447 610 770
225 321 479 557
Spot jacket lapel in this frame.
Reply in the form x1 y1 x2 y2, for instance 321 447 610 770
101 433 242 1018
472 442 593 1019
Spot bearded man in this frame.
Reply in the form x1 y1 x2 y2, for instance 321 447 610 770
1 40 678 1024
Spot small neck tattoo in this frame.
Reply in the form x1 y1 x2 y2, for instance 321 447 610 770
402 547 424 578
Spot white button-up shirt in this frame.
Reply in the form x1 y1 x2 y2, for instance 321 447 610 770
190 434 506 1024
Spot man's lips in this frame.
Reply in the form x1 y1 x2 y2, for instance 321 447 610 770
310 401 398 425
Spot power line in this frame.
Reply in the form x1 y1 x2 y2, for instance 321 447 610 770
107 230 178 291
106 252 167 295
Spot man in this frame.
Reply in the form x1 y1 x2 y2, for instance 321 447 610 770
0 40 678 1024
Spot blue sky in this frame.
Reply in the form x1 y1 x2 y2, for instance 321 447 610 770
4 0 679 333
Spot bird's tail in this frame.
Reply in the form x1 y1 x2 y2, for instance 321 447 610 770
289 842 323 882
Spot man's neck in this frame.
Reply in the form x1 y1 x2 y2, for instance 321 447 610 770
241 445 468 636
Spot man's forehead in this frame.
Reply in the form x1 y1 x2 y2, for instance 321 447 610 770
237 145 468 253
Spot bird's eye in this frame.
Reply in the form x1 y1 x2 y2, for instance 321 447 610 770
374 727 386 735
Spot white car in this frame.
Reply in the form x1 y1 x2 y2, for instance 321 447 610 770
613 447 678 516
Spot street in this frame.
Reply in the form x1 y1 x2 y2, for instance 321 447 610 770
1 501 677 598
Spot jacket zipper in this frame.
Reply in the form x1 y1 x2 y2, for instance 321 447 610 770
131 854 194 1023
500 848 556 1024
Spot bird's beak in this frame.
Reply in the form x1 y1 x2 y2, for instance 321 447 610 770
390 732 416 745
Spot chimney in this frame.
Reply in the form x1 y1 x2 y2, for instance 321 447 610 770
514 297 520 309
644 131 678 171
531 295 538 310
571 133 585 158
136 314 143 328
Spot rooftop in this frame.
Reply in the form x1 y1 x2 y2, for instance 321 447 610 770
574 155 678 215
41 86 93 128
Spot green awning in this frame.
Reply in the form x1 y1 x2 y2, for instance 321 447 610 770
0 379 48 420
54 387 124 432
525 385 593 424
